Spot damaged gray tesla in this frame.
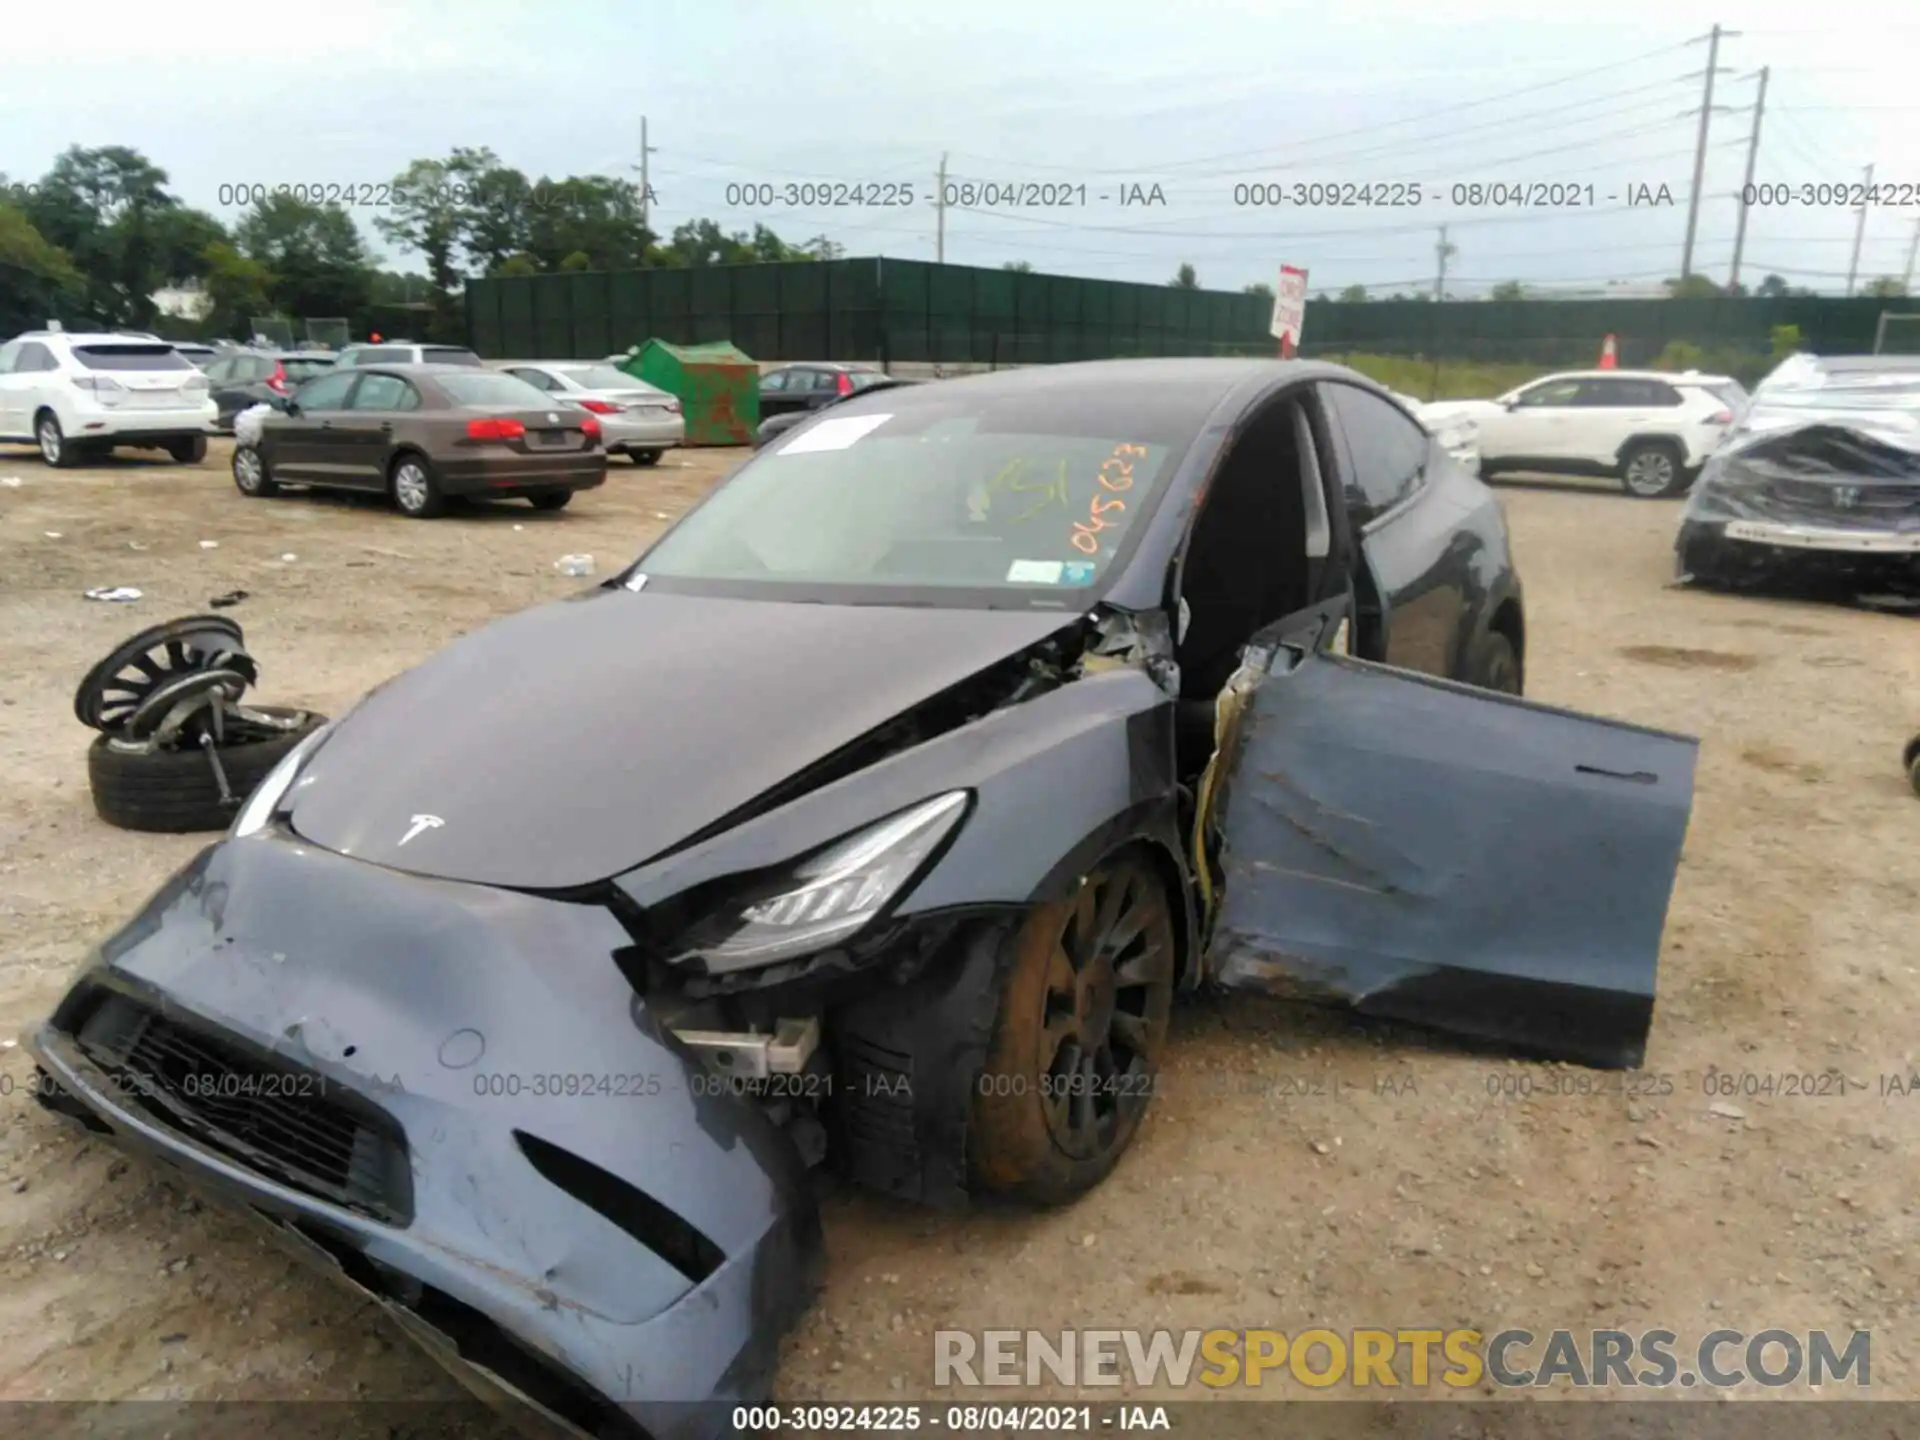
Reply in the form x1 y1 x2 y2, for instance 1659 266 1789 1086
29 359 1697 1438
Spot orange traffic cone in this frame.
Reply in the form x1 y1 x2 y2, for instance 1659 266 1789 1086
1598 334 1618 369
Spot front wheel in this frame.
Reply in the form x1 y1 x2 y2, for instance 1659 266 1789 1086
1619 440 1688 499
390 453 445 518
970 851 1177 1205
232 444 279 497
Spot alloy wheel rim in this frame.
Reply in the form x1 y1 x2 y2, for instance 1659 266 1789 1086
235 449 262 491
38 420 59 463
395 463 428 511
1036 860 1175 1162
1626 453 1674 494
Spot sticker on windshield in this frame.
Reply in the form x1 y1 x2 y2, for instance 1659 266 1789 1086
1061 561 1096 585
777 413 893 454
1006 559 1065 584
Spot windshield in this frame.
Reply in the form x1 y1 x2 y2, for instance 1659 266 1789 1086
559 364 644 390
423 347 483 366
436 372 555 408
636 400 1187 605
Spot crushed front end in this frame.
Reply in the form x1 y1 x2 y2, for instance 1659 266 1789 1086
28 833 823 1440
1677 419 1920 596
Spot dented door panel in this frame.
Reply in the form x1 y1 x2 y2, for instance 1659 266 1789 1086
1209 653 1697 1068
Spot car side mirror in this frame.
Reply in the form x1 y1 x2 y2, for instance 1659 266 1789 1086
1501 397 1519 411
281 399 300 416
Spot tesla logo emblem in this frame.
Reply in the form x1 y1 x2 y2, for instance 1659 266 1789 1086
398 814 444 846
1833 486 1860 508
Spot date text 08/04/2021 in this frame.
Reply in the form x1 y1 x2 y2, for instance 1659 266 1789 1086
729 1404 1169 1433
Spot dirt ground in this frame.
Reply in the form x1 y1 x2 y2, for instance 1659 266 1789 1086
1 439 1916 1426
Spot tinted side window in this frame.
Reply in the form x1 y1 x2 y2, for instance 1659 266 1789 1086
1638 381 1684 406
295 372 358 409
1570 379 1633 407
1325 383 1428 519
760 370 789 391
1515 378 1584 407
350 374 414 410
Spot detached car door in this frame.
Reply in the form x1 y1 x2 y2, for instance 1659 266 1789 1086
1206 609 1697 1069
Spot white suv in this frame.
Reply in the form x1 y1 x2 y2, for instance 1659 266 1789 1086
1424 369 1748 499
0 332 217 467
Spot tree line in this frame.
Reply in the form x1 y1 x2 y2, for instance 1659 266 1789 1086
0 145 848 341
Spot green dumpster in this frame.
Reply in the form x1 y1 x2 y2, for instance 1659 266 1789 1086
615 339 759 445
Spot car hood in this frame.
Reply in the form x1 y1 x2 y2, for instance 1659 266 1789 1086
287 587 1080 889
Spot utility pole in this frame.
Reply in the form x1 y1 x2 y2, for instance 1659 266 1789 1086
1904 214 1919 291
1433 225 1455 300
1681 24 1739 280
633 117 657 238
1846 163 1874 296
1728 66 1768 291
935 152 948 265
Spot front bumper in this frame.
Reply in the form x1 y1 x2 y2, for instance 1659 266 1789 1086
27 834 822 1440
1677 517 1920 586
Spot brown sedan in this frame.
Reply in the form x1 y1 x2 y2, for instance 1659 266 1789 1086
230 364 608 518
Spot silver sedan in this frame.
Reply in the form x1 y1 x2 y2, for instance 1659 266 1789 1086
495 360 684 465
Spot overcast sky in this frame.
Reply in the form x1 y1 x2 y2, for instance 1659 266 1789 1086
4 0 1917 295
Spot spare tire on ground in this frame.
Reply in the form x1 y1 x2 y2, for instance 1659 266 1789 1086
87 706 327 833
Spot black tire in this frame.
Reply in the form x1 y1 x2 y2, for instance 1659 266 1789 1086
1619 440 1688 499
1910 755 1920 800
231 443 279 497
87 708 327 833
389 451 445 518
1465 627 1523 696
36 410 80 469
630 449 662 466
969 850 1177 1205
168 434 209 464
527 488 573 510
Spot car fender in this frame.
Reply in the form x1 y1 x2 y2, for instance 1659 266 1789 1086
613 665 1194 977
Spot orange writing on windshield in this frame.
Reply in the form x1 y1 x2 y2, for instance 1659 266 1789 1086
1071 442 1148 554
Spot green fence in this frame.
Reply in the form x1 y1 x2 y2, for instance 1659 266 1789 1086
465 261 1919 369
466 258 1276 363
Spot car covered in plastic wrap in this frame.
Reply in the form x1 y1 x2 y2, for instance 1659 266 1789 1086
29 359 1699 1440
1675 355 1920 594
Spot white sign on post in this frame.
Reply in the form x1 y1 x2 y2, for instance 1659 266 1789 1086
1270 264 1309 352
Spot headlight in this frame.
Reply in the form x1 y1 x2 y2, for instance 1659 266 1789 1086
668 790 970 972
229 722 332 837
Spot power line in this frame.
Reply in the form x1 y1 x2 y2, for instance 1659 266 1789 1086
949 40 1696 177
